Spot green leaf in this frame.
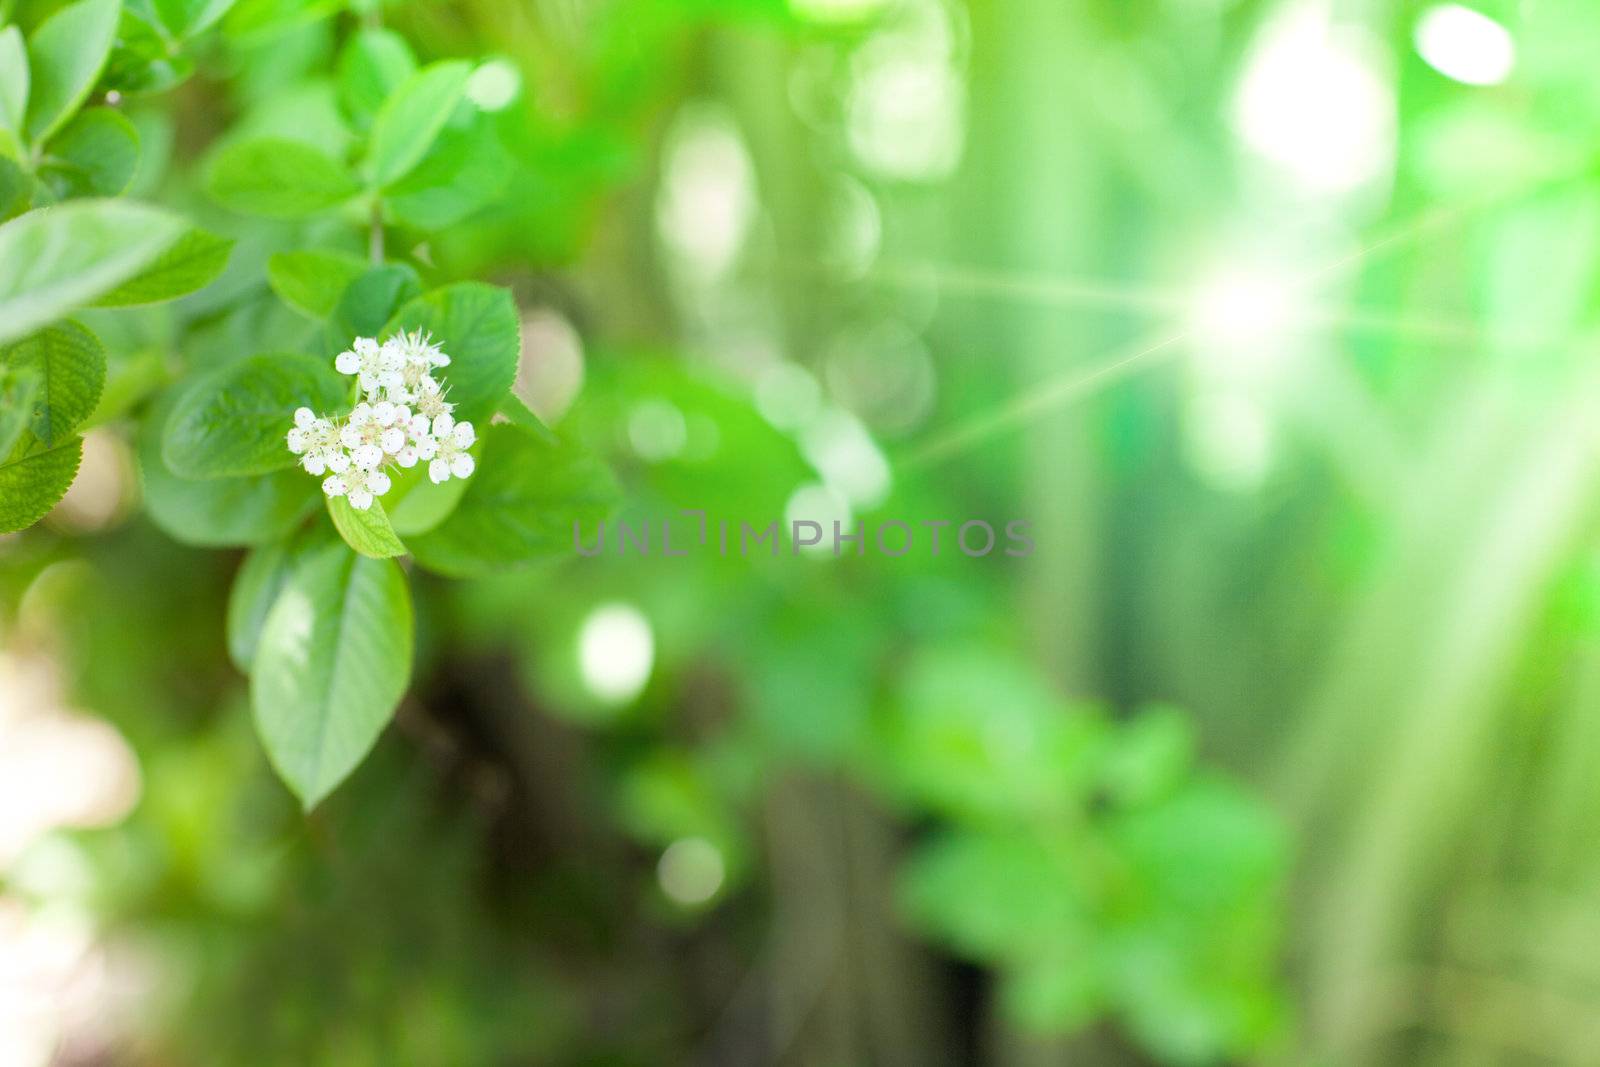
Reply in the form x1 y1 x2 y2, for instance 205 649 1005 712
92 228 233 307
251 543 413 809
162 351 348 479
385 460 469 535
103 8 196 96
0 366 41 458
226 538 293 673
139 389 319 546
0 199 184 345
205 137 360 218
0 433 82 533
39 108 139 198
383 281 518 425
267 248 367 319
331 262 419 339
327 494 406 558
223 0 345 42
496 390 556 439
1100 704 1195 806
225 531 327 672
386 115 510 230
25 0 121 144
899 830 1093 962
0 320 106 447
153 0 239 37
363 59 471 187
337 28 415 132
0 156 32 220
0 27 28 140
890 649 1102 821
408 423 619 578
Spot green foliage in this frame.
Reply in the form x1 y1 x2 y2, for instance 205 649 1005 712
0 317 100 533
337 28 416 132
408 423 619 578
161 352 348 479
0 27 27 145
39 107 140 198
0 430 82 532
382 281 518 425
886 648 1103 820
250 541 413 808
139 389 319 546
0 199 183 344
0 365 40 457
0 2 1317 1062
364 59 472 187
331 261 419 337
326 494 406 558
0 319 105 447
152 0 238 37
225 535 301 671
94 228 234 307
384 461 469 534
23 0 120 143
386 118 510 229
890 654 1286 1063
205 137 360 217
267 248 367 318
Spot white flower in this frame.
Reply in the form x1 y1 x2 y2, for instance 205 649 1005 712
393 412 437 468
286 406 317 452
335 336 402 396
427 418 476 484
388 329 450 370
411 374 454 422
339 402 408 470
289 333 477 501
377 331 451 405
288 409 346 475
303 447 352 476
323 465 393 510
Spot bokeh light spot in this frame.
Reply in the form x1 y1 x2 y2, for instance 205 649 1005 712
1414 5 1514 86
466 58 521 110
1232 5 1395 194
657 837 725 906
577 604 654 706
628 399 689 462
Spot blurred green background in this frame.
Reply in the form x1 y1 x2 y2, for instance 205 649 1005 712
4 0 1599 1063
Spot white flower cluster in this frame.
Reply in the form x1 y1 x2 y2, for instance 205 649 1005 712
286 332 476 511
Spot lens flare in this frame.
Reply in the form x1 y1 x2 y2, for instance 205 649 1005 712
1414 4 1515 87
